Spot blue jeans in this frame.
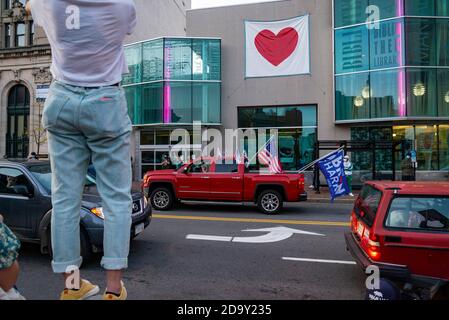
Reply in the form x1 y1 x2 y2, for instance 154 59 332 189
43 81 133 273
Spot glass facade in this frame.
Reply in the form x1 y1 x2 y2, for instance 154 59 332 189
351 125 449 171
238 105 317 171
335 1 449 121
123 37 221 125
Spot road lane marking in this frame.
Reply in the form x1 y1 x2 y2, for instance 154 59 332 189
282 257 357 265
153 214 349 227
186 235 233 242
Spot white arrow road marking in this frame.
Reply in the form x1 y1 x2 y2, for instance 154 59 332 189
186 226 325 244
282 257 357 265
186 235 233 242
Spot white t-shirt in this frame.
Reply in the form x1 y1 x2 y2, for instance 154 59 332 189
30 0 137 87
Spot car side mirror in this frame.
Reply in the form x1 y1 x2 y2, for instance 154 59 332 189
13 185 32 197
182 166 189 174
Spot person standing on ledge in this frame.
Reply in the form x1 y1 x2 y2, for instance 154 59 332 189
26 0 137 300
344 155 354 197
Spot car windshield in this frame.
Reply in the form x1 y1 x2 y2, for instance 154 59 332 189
28 164 96 193
385 196 449 232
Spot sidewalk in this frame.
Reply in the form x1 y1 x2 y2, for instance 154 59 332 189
306 187 357 204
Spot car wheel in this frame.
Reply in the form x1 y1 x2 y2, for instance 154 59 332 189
46 227 93 267
257 190 283 215
150 187 174 211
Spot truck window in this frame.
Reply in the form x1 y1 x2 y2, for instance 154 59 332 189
385 196 449 232
215 161 239 173
189 160 211 173
354 184 382 227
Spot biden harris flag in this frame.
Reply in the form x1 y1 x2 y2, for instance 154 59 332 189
245 15 310 78
318 150 350 201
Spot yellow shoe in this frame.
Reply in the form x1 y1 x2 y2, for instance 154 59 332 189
60 279 100 300
103 281 127 300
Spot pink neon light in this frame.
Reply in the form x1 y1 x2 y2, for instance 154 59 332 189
164 83 172 123
396 0 404 16
396 1 406 116
163 45 172 123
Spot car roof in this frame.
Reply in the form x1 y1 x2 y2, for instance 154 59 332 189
366 181 449 196
0 160 50 168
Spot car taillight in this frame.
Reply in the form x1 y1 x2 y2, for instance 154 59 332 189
367 234 381 261
351 212 357 232
298 175 305 188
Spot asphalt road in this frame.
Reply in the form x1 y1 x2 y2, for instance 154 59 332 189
16 201 367 300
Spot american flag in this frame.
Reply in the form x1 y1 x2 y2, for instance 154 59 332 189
258 136 283 174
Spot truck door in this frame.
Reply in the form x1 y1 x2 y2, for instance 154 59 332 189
209 160 243 201
176 159 211 200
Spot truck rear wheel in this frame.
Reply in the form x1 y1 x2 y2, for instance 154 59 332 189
150 187 174 211
257 190 283 215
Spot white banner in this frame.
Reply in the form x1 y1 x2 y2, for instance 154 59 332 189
245 15 310 78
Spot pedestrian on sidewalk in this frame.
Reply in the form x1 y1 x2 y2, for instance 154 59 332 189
344 155 354 197
0 214 25 300
26 0 137 300
401 153 415 181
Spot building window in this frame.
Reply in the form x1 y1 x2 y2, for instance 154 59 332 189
6 84 30 159
29 22 34 46
15 22 25 47
335 73 370 120
4 23 11 48
238 105 317 171
123 37 221 126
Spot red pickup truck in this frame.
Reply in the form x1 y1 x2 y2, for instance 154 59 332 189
143 158 307 214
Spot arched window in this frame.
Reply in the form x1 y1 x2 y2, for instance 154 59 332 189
6 84 30 159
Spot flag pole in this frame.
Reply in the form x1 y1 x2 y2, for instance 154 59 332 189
297 146 345 174
246 135 275 165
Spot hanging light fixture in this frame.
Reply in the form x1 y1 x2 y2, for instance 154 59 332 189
413 82 426 97
444 91 449 103
361 86 371 99
354 96 364 107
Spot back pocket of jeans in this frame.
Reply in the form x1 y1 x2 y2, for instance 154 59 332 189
42 94 69 129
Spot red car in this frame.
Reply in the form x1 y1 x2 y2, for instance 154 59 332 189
142 158 307 214
345 181 449 298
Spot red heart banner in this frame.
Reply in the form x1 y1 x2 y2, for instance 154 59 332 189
254 27 299 67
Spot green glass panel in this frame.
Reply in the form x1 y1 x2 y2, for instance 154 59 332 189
164 39 192 80
437 69 449 116
142 39 163 82
405 18 436 66
192 82 220 123
192 39 221 81
124 86 141 124
437 0 449 16
436 19 449 66
167 82 192 123
335 26 369 74
370 69 403 118
141 82 163 124
122 43 142 85
405 0 435 16
370 0 401 20
406 68 437 116
439 125 449 170
334 0 368 28
370 19 404 70
335 73 370 120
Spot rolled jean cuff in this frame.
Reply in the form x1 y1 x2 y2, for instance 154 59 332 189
51 257 83 274
101 257 128 270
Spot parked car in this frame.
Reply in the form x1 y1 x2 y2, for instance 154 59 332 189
345 181 449 299
143 157 307 215
0 160 152 263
